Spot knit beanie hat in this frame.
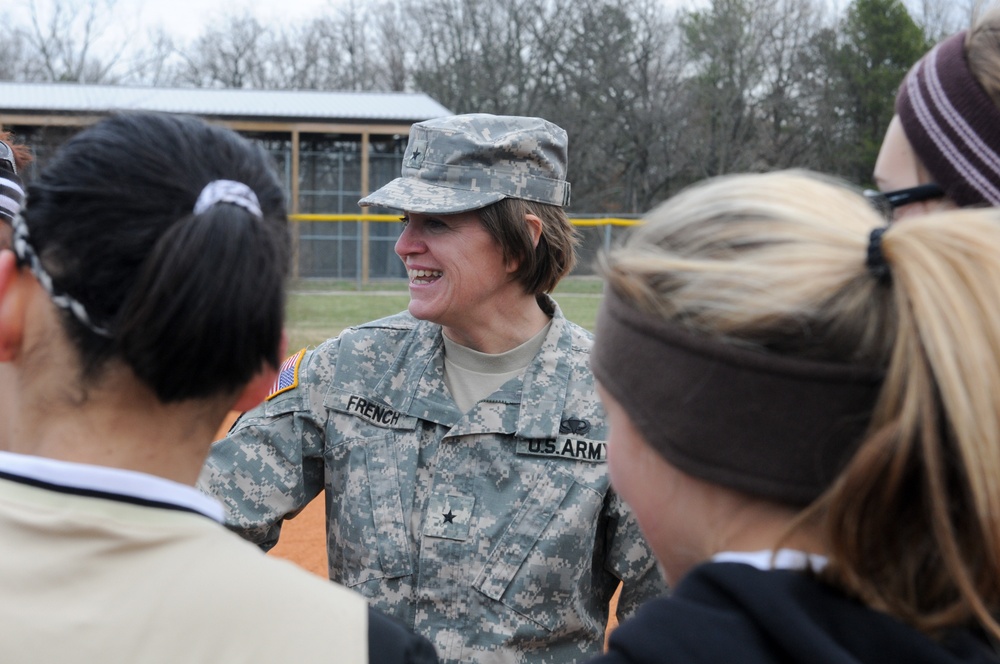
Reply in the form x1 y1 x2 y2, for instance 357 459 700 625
896 31 1000 207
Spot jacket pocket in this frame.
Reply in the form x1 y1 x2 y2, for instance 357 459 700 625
471 463 601 631
326 433 413 587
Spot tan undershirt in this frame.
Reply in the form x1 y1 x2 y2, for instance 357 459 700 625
443 321 552 413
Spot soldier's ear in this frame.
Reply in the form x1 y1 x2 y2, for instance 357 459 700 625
507 213 544 276
525 213 543 249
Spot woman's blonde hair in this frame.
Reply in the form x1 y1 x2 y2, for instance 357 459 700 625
601 169 1000 640
967 4 1000 108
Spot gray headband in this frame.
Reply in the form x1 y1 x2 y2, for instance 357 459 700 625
12 212 111 337
10 179 262 339
591 288 884 505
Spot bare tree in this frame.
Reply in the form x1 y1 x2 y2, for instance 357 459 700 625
1 0 177 84
3 0 957 211
604 2 691 211
118 27 178 86
546 0 689 211
408 0 530 114
225 1 410 92
12 0 127 82
371 1 410 91
905 0 991 39
752 0 836 170
255 21 332 90
0 21 35 81
403 0 688 211
173 12 270 88
680 0 774 178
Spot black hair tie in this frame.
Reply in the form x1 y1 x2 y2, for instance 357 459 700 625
866 226 891 286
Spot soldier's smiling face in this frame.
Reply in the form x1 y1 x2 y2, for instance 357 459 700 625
395 210 520 342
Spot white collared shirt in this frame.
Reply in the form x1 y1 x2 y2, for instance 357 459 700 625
712 548 829 572
0 450 224 522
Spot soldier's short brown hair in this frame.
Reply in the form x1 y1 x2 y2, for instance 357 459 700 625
477 197 579 295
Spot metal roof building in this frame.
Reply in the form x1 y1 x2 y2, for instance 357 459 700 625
0 82 451 123
0 82 453 280
0 81 452 210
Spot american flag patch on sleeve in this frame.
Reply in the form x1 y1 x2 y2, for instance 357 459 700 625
267 349 306 400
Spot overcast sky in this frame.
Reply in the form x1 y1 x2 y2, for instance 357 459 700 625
4 0 347 46
132 0 344 40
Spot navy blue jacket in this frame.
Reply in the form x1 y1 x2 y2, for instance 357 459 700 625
592 562 998 664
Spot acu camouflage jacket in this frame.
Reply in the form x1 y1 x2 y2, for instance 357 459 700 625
199 299 667 664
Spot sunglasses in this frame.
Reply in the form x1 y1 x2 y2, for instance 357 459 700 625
863 183 945 219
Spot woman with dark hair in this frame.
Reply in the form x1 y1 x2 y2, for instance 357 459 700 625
0 111 437 664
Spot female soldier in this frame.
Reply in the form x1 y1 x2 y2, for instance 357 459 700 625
589 169 1000 663
0 111 436 663
201 113 667 664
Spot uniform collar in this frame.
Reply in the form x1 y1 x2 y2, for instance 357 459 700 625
373 295 576 437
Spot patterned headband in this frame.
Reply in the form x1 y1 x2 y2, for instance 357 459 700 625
896 31 1000 207
11 212 111 337
9 179 263 338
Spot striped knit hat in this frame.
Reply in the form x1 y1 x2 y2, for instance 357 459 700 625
0 161 23 226
896 31 1000 207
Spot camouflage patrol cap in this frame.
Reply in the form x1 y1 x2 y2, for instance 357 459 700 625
358 113 571 214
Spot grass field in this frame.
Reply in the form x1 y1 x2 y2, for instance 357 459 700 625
285 276 605 351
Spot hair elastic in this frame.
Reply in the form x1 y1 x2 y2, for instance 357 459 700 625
193 180 262 219
11 213 111 337
866 226 891 285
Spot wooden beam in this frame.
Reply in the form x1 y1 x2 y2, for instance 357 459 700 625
0 113 413 138
291 127 301 280
361 131 371 286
